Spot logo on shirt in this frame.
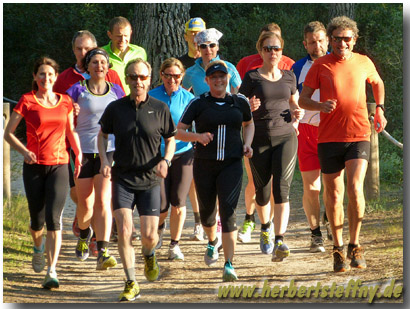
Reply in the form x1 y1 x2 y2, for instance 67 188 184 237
148 111 154 114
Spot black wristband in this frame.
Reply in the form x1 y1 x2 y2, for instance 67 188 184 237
376 104 385 112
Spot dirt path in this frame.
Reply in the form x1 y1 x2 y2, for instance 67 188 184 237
3 152 404 303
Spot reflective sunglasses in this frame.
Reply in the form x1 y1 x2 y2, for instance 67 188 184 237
161 72 183 79
199 43 217 49
262 45 283 53
126 73 150 81
331 36 355 43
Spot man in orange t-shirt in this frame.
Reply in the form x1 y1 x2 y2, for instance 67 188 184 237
300 16 387 273
236 22 295 244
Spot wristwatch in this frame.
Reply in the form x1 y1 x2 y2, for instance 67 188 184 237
376 104 385 112
163 158 171 167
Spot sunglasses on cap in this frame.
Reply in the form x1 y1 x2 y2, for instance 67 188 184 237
199 43 217 49
262 45 283 53
331 36 355 43
126 73 151 81
161 72 183 80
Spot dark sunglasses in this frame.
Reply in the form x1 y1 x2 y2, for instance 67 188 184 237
262 45 283 53
199 43 217 49
161 72 182 79
331 36 355 43
126 73 150 81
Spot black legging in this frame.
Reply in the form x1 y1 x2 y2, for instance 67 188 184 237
250 132 298 205
193 158 242 233
23 163 69 231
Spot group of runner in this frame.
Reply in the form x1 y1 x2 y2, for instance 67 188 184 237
4 14 387 301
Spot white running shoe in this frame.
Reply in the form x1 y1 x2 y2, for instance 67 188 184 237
168 244 184 260
190 223 205 241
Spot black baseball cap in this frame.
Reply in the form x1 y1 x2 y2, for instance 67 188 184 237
206 63 228 76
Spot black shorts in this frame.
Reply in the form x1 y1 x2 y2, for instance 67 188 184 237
112 181 161 217
160 149 194 212
77 152 114 179
318 141 370 174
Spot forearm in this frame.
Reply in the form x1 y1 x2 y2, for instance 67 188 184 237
66 130 82 158
242 121 254 146
372 80 385 106
97 130 109 163
176 129 200 143
163 137 176 161
298 96 322 111
4 132 30 157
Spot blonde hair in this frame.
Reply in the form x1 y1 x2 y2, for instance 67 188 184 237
160 57 185 75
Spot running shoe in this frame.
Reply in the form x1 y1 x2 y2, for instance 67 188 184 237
72 216 80 238
222 260 238 282
347 245 367 269
75 227 93 261
32 240 46 273
310 235 325 253
237 219 255 243
42 271 59 289
96 248 118 270
155 221 166 250
144 253 160 282
333 249 351 272
272 240 290 262
190 223 205 241
119 280 140 301
204 239 221 266
260 229 274 254
89 238 98 257
168 244 184 260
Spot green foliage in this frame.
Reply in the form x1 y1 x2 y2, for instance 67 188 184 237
3 195 32 270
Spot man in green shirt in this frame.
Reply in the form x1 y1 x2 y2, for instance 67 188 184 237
102 16 147 95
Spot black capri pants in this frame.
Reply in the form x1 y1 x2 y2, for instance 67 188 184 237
160 149 194 213
250 132 298 206
23 163 69 231
193 157 243 233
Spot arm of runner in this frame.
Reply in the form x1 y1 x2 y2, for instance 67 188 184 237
156 136 176 178
372 79 387 133
97 128 111 178
300 85 336 113
66 111 82 178
176 122 214 146
242 119 254 158
4 111 37 164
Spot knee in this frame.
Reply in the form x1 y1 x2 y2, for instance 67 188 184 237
346 183 364 200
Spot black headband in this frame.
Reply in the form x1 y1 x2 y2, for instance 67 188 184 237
85 49 109 68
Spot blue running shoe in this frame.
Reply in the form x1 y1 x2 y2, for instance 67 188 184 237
260 229 273 254
204 240 220 266
272 240 290 262
223 260 238 282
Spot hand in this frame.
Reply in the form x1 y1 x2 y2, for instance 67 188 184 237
374 109 387 133
73 103 80 117
155 159 168 178
292 121 300 136
74 154 82 178
320 99 337 113
23 150 37 164
197 132 214 146
293 108 305 120
99 159 111 178
243 145 253 158
249 95 261 112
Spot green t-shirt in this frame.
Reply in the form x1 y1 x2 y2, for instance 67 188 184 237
102 42 147 95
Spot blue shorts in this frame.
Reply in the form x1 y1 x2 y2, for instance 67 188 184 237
112 181 161 217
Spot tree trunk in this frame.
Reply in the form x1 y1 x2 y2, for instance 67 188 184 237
329 3 355 21
132 3 190 87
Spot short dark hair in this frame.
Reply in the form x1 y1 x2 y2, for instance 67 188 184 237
32 57 59 91
82 48 112 73
109 16 132 32
327 16 359 38
303 21 326 40
71 30 97 50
